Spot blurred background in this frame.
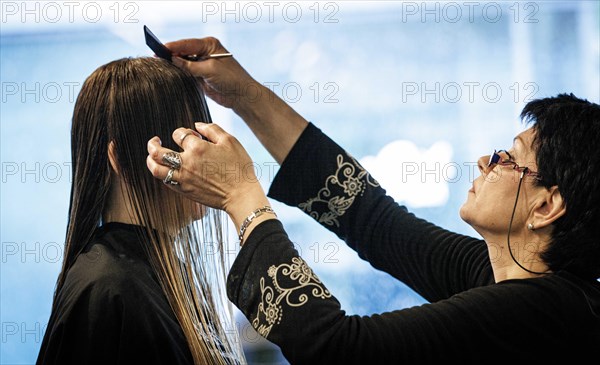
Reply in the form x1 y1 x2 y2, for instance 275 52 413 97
1 1 599 364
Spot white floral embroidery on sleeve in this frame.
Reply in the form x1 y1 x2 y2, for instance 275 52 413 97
298 153 379 227
252 257 332 338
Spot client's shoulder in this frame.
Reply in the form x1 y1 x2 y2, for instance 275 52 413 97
60 241 159 303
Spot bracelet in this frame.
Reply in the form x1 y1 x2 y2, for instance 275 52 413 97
238 206 276 245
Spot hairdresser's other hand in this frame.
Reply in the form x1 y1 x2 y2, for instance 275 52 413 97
166 36 309 165
146 123 271 234
165 37 258 111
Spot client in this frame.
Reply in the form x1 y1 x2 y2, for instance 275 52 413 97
37 57 244 365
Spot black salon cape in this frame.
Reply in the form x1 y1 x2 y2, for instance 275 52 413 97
226 123 600 365
36 223 194 365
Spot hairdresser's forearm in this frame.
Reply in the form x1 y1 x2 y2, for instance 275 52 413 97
233 84 308 164
225 183 275 246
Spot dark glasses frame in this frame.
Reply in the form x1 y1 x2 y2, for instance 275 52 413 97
487 149 542 180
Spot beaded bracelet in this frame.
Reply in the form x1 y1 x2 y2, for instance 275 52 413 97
238 206 276 245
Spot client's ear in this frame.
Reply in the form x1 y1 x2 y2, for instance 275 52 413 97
108 141 121 175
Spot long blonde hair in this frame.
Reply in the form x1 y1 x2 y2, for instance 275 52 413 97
57 57 244 364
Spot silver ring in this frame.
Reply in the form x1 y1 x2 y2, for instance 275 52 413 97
162 151 182 170
180 132 193 144
163 168 178 185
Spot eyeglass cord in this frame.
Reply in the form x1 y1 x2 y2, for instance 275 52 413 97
507 171 547 275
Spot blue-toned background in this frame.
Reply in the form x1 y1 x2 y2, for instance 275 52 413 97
2 1 599 364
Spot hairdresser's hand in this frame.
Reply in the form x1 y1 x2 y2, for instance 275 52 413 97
166 37 259 111
146 123 273 238
167 36 308 165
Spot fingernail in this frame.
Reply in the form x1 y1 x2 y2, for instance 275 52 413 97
195 122 203 128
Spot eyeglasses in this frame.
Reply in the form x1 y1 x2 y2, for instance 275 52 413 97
487 149 542 180
488 149 547 275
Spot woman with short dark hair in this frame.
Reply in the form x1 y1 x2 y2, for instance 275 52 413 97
148 36 600 364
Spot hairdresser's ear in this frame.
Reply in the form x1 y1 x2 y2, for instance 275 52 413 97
108 141 121 175
531 186 566 230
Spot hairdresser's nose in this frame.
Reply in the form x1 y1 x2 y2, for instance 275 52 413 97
478 154 491 176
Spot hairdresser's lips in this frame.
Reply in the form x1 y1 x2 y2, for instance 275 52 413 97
469 178 482 194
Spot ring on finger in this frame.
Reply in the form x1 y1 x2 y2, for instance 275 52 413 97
180 132 193 144
162 151 182 170
163 168 179 185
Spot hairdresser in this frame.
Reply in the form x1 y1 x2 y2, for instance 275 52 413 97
146 36 600 364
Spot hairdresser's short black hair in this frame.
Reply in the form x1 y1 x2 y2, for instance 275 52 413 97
522 93 600 279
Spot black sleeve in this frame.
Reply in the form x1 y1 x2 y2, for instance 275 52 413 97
267 123 493 300
37 247 194 365
226 220 593 365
